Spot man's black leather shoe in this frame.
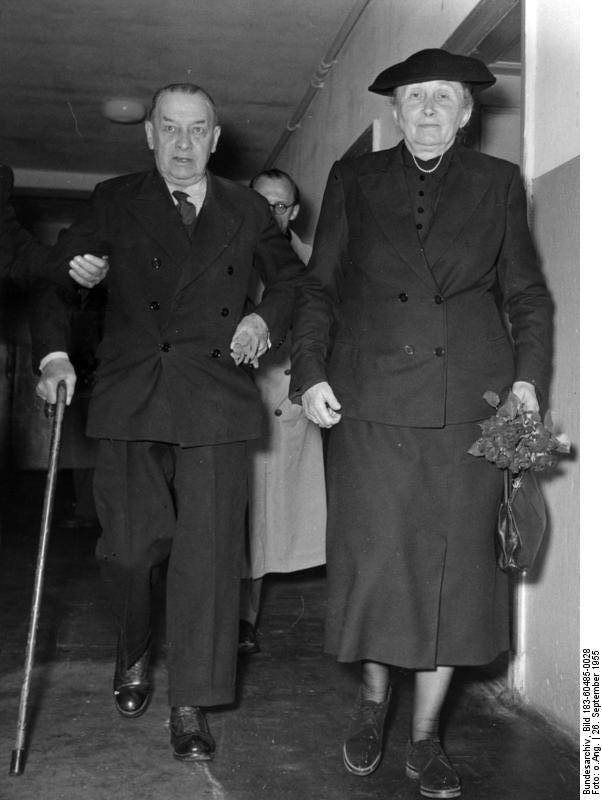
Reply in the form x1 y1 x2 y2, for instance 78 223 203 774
170 706 216 761
113 645 152 718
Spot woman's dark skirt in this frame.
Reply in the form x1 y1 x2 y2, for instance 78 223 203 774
324 417 509 669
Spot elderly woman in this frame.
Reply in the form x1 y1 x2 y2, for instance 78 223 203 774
290 49 553 798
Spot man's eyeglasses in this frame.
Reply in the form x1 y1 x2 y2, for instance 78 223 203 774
268 201 295 215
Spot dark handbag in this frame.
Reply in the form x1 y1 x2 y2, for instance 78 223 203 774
496 468 547 573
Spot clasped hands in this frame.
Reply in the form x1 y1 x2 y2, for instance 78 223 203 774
230 313 270 368
69 253 109 288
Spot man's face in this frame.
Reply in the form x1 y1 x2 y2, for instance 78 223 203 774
252 176 299 234
145 91 221 187
392 80 471 155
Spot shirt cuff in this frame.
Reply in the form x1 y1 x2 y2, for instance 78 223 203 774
39 351 69 371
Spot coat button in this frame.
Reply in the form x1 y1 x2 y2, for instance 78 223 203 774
152 258 162 269
284 368 291 375
149 301 160 311
220 307 229 317
211 349 222 358
398 292 408 302
434 346 445 357
274 409 283 417
159 342 171 352
416 223 423 230
434 295 444 304
227 266 234 275
404 345 415 356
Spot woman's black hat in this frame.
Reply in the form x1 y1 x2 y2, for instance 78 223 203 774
368 48 496 95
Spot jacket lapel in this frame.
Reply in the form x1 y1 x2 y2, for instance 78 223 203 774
422 149 491 269
126 170 191 264
358 146 438 290
175 173 243 293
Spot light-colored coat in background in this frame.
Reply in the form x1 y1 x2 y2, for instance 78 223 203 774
246 230 326 578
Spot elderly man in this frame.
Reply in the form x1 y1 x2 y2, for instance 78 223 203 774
239 169 326 653
33 83 304 762
291 49 552 798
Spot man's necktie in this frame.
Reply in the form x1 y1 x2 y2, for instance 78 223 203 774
172 190 197 236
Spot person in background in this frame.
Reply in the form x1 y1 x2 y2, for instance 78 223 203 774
31 84 304 763
239 169 326 653
290 49 553 798
1 163 107 289
1 164 107 540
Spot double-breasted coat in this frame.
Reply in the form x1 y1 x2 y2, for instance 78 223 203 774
290 142 553 668
33 168 304 447
291 143 552 418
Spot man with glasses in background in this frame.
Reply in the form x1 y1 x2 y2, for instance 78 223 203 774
239 169 326 653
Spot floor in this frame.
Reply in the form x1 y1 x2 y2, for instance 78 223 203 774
0 470 579 800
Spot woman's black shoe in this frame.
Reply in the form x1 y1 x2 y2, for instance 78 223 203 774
343 686 391 775
405 738 462 798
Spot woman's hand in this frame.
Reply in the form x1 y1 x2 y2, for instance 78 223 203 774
511 380 539 414
302 381 342 428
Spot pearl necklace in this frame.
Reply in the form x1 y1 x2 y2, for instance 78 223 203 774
411 152 444 174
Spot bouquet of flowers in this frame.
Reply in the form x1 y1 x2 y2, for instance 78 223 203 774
468 390 570 474
468 390 570 573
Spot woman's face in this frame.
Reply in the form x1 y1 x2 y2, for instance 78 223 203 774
392 80 471 156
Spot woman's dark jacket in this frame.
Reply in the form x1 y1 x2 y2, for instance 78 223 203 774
291 143 553 426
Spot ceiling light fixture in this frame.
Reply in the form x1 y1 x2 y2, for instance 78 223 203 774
102 97 147 124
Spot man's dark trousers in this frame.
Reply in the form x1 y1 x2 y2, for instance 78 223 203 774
94 438 247 708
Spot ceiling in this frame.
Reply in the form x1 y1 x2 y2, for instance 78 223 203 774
0 0 361 194
1 0 522 201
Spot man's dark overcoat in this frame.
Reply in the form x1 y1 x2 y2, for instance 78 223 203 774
34 169 304 446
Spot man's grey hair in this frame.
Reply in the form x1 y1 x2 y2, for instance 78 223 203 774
147 83 218 125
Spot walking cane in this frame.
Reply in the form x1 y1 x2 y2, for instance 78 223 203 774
9 380 68 776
